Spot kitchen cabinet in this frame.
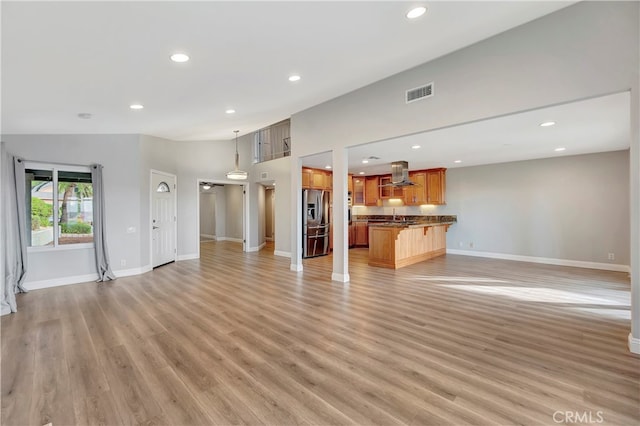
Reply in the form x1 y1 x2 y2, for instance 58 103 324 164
426 168 446 204
302 167 332 190
324 172 333 190
348 174 354 194
352 177 365 205
365 176 380 206
302 168 312 188
355 221 368 247
379 175 404 199
348 223 356 247
404 172 427 205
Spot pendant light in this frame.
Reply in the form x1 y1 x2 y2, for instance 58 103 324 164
226 130 248 180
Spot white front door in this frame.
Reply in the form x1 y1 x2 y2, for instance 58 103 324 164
152 171 176 268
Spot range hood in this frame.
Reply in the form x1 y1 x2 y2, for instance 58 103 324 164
382 161 416 187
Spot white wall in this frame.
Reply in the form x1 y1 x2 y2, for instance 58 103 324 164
139 134 177 268
445 151 630 265
225 184 244 240
250 155 291 255
212 185 226 239
199 191 215 237
1 142 8 314
1 134 142 286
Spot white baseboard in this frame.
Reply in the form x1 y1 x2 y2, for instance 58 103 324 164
115 265 152 278
24 273 99 290
629 333 640 354
275 250 292 258
177 253 199 261
216 237 243 243
265 237 274 242
446 249 630 273
200 234 216 239
290 263 303 272
23 264 154 290
247 242 266 252
331 272 350 283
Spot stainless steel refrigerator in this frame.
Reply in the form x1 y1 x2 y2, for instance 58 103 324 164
303 189 330 258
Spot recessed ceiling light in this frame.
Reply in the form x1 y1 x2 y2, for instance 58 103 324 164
225 109 236 114
411 145 421 150
540 121 556 127
362 159 369 164
325 165 332 169
406 6 427 19
77 112 92 119
170 53 190 63
130 104 144 110
288 75 301 82
554 147 566 152
359 171 365 175
454 160 462 164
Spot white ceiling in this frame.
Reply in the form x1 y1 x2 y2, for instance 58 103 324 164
302 91 631 174
1 1 576 141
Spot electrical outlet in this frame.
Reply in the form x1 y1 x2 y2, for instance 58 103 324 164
469 242 474 248
120 259 127 267
608 253 615 261
459 241 464 248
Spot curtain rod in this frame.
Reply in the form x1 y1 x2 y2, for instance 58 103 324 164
18 158 99 168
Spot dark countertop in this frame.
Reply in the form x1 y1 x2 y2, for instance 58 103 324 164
352 215 457 226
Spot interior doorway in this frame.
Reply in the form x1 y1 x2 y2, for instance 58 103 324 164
151 170 177 268
265 186 275 242
196 179 247 258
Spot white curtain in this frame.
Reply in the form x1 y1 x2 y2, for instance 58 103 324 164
91 164 116 282
2 155 29 314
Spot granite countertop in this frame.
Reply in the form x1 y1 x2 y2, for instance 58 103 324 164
353 215 457 227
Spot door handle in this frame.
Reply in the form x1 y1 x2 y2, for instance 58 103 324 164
153 226 159 230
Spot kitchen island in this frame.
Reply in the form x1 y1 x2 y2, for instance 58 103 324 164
368 221 452 269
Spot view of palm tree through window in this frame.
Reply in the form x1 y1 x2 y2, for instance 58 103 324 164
27 168 94 247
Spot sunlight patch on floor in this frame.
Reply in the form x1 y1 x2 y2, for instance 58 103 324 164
414 276 510 283
438 284 630 320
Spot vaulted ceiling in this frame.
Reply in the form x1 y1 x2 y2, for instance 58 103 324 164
2 1 576 141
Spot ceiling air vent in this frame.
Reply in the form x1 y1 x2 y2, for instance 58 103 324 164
406 82 433 104
260 172 269 180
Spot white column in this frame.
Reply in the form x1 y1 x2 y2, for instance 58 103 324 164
331 147 350 282
290 156 303 272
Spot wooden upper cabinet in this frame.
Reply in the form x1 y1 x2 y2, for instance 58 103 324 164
301 168 312 188
404 171 427 205
323 172 333 190
311 170 325 189
364 176 380 206
379 175 404 199
352 177 365 205
348 174 354 194
426 168 446 204
302 167 333 190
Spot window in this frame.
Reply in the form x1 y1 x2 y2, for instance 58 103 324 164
26 163 94 248
253 119 291 163
156 182 170 192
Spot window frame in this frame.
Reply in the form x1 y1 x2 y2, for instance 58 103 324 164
25 162 95 252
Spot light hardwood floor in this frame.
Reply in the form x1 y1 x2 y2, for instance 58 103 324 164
2 242 639 425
